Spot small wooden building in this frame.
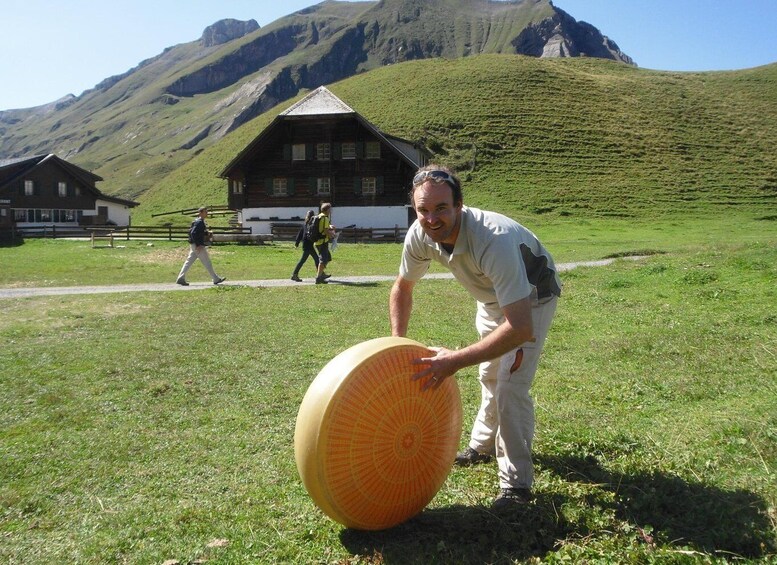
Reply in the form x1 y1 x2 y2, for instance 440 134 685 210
0 154 138 228
219 87 428 234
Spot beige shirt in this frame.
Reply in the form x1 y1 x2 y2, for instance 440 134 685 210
400 206 561 309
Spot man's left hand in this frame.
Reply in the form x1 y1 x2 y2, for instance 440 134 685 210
410 347 460 391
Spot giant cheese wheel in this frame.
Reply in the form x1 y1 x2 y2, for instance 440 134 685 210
294 337 462 530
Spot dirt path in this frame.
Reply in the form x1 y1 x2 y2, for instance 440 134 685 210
0 257 646 299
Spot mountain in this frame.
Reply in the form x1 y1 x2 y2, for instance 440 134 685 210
0 0 633 201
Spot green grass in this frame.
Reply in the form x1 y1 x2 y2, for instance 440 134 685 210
1 223 775 563
1 212 775 287
132 55 777 224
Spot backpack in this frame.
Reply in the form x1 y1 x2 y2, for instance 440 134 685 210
304 215 322 242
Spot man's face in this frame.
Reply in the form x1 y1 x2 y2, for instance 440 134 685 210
412 181 462 245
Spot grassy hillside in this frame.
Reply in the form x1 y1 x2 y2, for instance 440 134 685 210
133 54 777 225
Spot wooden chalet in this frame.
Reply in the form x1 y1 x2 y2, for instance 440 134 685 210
0 154 138 229
219 86 428 235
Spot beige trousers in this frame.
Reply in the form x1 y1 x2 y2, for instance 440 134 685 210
468 293 558 489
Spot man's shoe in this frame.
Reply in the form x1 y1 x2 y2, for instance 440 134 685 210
214 277 226 285
491 488 533 510
315 277 328 284
176 278 189 286
291 275 302 282
322 273 332 280
454 447 492 467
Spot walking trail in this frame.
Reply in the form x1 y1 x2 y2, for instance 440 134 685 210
0 257 645 299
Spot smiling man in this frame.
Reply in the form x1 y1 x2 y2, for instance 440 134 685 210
389 164 562 509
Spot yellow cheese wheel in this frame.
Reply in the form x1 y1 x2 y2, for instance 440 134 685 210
294 337 462 530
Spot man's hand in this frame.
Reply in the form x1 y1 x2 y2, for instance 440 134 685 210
410 347 461 391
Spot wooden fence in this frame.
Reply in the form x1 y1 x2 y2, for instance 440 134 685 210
4 224 408 244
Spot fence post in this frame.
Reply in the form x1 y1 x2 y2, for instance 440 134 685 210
168 226 172 241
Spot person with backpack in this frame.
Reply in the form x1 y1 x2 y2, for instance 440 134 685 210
175 207 226 286
290 210 320 282
313 203 336 284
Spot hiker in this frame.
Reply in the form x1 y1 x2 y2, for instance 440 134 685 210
389 165 561 509
313 203 336 285
176 207 226 286
291 210 320 282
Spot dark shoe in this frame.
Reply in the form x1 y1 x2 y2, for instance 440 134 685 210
322 273 332 280
315 277 328 284
455 447 492 467
176 278 189 286
491 488 533 510
291 275 302 282
213 277 226 285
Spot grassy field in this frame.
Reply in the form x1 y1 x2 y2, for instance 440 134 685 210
133 55 777 224
1 216 775 563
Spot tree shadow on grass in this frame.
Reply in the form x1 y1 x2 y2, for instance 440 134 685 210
339 452 774 563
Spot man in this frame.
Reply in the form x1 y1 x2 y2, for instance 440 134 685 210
313 202 336 285
389 165 561 509
176 207 226 286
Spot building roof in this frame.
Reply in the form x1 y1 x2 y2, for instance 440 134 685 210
220 87 427 177
0 153 138 207
279 86 355 116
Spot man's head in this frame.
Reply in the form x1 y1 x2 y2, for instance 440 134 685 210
320 202 332 216
198 206 208 217
411 165 463 245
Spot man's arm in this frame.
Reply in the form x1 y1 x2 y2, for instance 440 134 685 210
412 296 534 389
389 275 416 337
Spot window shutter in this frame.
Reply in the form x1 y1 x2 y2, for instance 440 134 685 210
283 144 291 160
353 177 362 195
377 176 385 195
288 178 296 195
333 143 342 160
356 142 365 159
309 177 316 194
264 178 272 195
306 144 315 161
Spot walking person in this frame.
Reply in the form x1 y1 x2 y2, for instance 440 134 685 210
313 203 336 285
176 207 226 286
291 210 319 282
389 165 561 509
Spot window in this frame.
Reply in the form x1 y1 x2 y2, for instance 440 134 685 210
317 178 331 195
366 141 381 159
292 144 306 161
341 142 356 160
58 182 67 197
24 180 34 196
63 210 76 222
362 177 377 195
230 179 243 194
273 178 288 196
316 143 330 161
14 209 26 221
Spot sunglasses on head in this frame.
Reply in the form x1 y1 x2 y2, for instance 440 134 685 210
412 169 458 188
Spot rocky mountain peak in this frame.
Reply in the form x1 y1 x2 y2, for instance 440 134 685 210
201 19 260 47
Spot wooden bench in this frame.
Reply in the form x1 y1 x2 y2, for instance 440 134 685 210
90 231 114 248
211 233 273 245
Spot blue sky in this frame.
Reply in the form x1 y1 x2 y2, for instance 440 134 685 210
1 0 776 111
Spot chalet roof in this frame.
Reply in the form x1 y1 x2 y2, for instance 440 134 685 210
279 86 355 117
220 87 428 177
0 153 138 207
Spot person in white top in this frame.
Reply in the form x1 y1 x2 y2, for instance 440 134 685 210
390 165 561 509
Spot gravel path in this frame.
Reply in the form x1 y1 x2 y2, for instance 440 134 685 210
0 257 645 299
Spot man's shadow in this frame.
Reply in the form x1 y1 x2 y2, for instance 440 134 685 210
340 450 774 563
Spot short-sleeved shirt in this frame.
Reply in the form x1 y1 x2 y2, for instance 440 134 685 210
399 206 561 310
